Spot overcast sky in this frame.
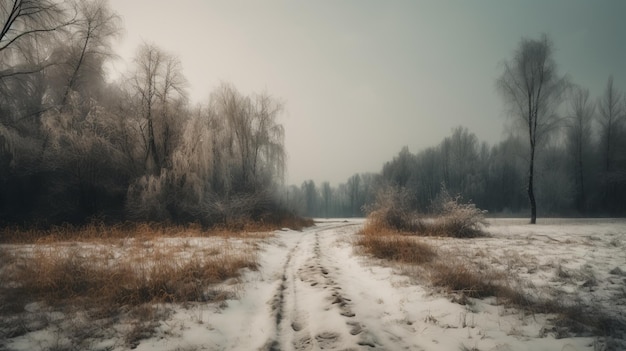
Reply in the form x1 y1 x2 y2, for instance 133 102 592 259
107 0 626 186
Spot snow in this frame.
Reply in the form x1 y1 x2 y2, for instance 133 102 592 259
2 218 625 350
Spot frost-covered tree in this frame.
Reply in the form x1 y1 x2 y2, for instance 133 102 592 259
211 83 285 193
41 97 131 218
129 43 187 174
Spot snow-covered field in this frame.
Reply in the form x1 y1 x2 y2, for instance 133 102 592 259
1 218 625 350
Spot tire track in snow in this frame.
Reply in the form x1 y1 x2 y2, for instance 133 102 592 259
316 225 425 351
264 234 301 351
262 223 392 351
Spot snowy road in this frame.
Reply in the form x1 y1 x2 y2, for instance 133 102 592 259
134 219 603 351
263 221 422 351
137 220 431 351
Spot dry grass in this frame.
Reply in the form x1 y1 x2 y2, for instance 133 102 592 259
428 261 511 299
0 217 314 244
362 216 487 239
0 224 264 347
356 227 513 300
1 243 256 310
356 223 626 340
356 228 436 265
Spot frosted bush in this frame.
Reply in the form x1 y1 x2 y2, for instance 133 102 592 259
432 187 488 238
364 186 418 232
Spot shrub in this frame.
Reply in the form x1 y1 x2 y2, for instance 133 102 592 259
364 186 418 232
429 187 488 238
363 185 487 238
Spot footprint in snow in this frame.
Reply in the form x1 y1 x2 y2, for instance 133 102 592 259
315 331 340 349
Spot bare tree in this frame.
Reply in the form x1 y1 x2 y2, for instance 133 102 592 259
302 180 318 217
321 181 331 218
213 83 285 192
596 76 625 212
0 0 74 78
0 38 48 126
497 34 568 224
60 0 120 107
597 76 623 174
566 85 594 213
130 43 186 174
347 173 361 217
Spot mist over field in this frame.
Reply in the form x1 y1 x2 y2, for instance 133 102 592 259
1 1 626 350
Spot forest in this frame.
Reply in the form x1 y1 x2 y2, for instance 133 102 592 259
0 0 288 226
1 1 625 226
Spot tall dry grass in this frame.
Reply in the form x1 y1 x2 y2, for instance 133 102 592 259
0 217 313 244
356 228 515 300
357 230 436 265
0 223 266 348
1 242 256 311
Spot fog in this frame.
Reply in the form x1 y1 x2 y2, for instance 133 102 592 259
107 0 625 186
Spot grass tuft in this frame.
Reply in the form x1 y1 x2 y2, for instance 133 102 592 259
357 232 436 264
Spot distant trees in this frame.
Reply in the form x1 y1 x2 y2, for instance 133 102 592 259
288 173 378 218
281 34 626 220
597 76 626 212
497 34 568 223
321 181 331 218
566 86 595 213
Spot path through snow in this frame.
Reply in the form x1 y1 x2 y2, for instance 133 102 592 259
132 219 599 351
263 221 422 350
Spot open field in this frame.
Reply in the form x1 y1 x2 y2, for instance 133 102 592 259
0 224 269 350
0 219 625 350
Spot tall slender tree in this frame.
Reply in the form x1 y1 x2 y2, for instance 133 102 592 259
497 34 568 224
597 76 622 174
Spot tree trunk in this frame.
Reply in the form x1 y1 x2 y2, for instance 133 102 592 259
577 142 586 213
146 117 160 174
528 141 537 224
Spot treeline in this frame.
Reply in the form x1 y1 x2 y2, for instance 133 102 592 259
0 0 289 226
291 82 626 218
292 34 626 219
